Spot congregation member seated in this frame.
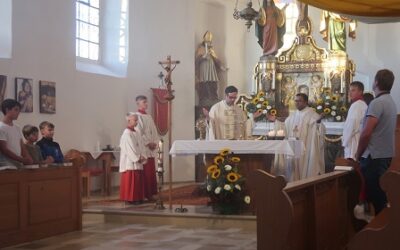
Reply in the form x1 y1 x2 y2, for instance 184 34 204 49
22 125 54 164
0 99 33 167
36 121 64 164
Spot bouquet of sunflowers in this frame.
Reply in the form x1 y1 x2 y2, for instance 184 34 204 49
206 148 251 214
311 87 348 122
245 90 277 122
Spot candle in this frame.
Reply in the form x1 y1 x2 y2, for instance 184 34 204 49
158 140 163 151
272 71 276 90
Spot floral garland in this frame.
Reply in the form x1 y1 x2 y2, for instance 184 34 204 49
206 148 250 214
245 91 277 122
310 87 348 122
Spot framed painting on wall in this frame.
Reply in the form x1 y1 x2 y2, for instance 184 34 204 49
15 77 33 113
0 75 7 104
39 80 56 114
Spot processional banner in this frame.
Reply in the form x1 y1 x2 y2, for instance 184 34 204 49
151 88 169 136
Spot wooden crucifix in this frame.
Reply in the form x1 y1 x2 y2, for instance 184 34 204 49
159 55 180 101
158 55 180 210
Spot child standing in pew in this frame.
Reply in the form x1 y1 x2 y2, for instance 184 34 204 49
0 99 33 167
36 121 64 164
22 125 54 164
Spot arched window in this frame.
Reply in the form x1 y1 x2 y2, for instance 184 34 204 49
75 0 129 77
0 0 12 58
76 0 100 61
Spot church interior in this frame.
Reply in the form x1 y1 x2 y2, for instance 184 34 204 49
1 0 400 249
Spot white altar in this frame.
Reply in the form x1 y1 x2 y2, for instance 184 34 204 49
170 139 304 157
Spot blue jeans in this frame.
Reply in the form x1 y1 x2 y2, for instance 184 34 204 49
360 155 392 215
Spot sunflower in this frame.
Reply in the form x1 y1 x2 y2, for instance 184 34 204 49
331 95 338 102
270 109 277 116
219 148 230 156
257 109 263 113
251 98 260 104
340 106 347 112
324 108 331 114
211 169 221 179
207 165 218 174
324 89 331 95
214 156 224 165
257 91 265 98
316 99 323 105
262 100 269 107
231 157 240 163
227 172 239 182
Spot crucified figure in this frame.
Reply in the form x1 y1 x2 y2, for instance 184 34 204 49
159 55 180 100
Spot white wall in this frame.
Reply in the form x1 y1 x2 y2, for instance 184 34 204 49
0 0 196 182
1 1 399 185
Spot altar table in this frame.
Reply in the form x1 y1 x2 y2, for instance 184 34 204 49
170 140 304 181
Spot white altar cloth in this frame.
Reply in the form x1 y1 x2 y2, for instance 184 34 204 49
169 140 304 157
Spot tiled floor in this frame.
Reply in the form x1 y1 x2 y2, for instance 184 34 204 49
5 222 257 250
5 185 256 250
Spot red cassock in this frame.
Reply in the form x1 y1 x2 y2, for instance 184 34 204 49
143 158 157 199
119 170 145 202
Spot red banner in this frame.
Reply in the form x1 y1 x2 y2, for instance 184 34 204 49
151 88 169 136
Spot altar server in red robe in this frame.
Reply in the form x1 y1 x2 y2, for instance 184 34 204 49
119 112 147 204
135 95 160 201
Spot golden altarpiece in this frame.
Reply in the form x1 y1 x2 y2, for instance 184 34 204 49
239 16 355 120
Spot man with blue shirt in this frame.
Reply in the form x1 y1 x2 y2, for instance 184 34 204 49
355 69 397 215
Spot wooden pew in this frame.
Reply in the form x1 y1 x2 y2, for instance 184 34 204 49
0 163 82 248
249 169 361 250
347 170 400 250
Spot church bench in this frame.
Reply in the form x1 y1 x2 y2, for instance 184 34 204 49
248 169 361 250
0 164 82 248
346 170 400 250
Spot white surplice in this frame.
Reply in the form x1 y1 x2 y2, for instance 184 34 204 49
119 128 147 172
342 99 367 160
208 100 248 140
283 107 325 180
136 113 160 158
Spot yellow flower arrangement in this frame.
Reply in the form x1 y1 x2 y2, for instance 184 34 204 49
206 148 249 214
246 90 277 121
310 87 349 122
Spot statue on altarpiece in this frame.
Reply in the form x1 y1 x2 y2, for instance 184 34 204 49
195 31 227 107
255 0 288 56
320 11 357 52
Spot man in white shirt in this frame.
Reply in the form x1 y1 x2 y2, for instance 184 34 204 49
119 112 147 204
136 95 160 201
342 81 368 160
0 99 33 167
